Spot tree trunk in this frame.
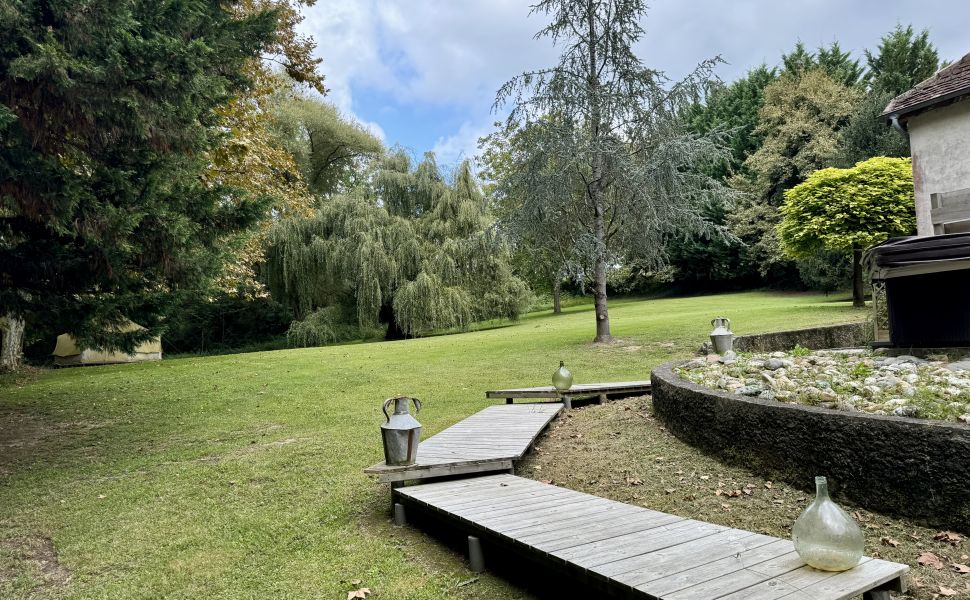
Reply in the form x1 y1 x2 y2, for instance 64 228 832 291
0 315 26 371
852 247 865 308
592 207 612 342
586 2 612 343
552 276 562 314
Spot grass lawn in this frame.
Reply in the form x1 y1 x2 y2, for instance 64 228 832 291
0 291 863 598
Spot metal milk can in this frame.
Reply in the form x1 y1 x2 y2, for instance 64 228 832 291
381 396 422 466
710 316 733 354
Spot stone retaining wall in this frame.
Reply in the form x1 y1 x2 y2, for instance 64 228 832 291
651 360 970 531
733 322 868 353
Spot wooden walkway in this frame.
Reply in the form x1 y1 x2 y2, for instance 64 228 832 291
395 474 908 600
365 404 562 483
486 380 652 408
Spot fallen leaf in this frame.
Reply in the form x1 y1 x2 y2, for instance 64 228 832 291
935 531 963 545
880 537 900 548
350 580 361 586
951 563 970 574
938 585 957 596
918 551 945 570
347 588 371 600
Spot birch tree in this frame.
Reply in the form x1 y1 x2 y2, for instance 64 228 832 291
495 0 737 342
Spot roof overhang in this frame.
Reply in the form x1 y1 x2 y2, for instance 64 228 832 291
882 87 970 127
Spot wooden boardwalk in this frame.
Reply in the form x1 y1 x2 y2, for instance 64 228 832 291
486 380 652 408
395 474 908 600
365 403 562 483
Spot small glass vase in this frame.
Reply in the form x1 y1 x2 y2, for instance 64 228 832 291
792 476 865 572
552 361 573 391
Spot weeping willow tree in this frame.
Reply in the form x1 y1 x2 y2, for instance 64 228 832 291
265 150 530 340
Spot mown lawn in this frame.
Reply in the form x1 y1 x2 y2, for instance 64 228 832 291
0 291 862 598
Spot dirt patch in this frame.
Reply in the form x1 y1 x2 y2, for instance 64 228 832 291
522 396 970 600
0 413 56 450
1 535 72 593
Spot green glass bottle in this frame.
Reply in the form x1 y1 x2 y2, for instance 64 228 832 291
552 361 573 391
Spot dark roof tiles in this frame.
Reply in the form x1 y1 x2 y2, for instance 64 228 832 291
882 52 970 118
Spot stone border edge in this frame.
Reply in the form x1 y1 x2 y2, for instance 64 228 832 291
650 359 970 532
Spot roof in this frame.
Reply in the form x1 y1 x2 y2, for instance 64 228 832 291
882 52 970 120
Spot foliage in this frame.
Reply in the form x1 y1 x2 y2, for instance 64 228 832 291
836 90 910 167
265 153 530 339
495 0 738 341
864 24 940 95
796 250 852 294
779 156 915 306
779 157 916 257
781 41 863 87
271 94 384 197
741 70 862 204
161 293 293 355
478 118 584 310
205 0 328 295
0 0 290 352
684 65 778 179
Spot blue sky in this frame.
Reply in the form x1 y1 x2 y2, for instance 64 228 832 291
297 0 969 170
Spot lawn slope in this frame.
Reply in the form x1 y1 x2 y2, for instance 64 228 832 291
0 291 861 598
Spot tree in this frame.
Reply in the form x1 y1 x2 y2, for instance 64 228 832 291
864 25 940 95
265 152 530 340
778 157 916 307
782 41 863 87
478 119 582 314
685 65 778 179
495 0 736 342
270 94 384 197
0 1 298 368
837 25 941 167
729 70 862 284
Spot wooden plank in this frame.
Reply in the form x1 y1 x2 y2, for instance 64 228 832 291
394 475 907 599
528 512 685 553
375 459 512 483
606 530 777 584
641 539 796 598
366 403 561 482
664 549 813 599
555 520 725 568
485 380 652 399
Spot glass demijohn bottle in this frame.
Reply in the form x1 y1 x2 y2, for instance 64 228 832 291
792 476 864 571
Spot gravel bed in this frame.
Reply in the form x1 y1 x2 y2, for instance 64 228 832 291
677 349 970 424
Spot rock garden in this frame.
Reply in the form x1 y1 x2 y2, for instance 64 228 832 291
678 348 970 424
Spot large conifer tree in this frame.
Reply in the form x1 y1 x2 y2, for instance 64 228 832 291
0 0 283 365
495 0 735 342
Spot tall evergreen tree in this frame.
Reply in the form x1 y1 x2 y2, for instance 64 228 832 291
864 25 940 95
495 0 736 342
782 41 863 87
0 0 285 367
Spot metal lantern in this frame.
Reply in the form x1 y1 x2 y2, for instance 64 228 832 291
381 396 422 466
710 316 733 354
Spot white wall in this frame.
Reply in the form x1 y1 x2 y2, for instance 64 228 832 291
907 98 970 236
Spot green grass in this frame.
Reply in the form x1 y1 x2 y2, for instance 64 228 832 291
0 291 862 598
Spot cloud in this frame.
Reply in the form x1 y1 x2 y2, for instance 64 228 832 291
297 0 970 155
431 121 494 167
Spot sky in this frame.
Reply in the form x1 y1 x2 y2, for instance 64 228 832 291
297 0 969 169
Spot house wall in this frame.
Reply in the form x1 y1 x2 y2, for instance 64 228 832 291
907 98 970 236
